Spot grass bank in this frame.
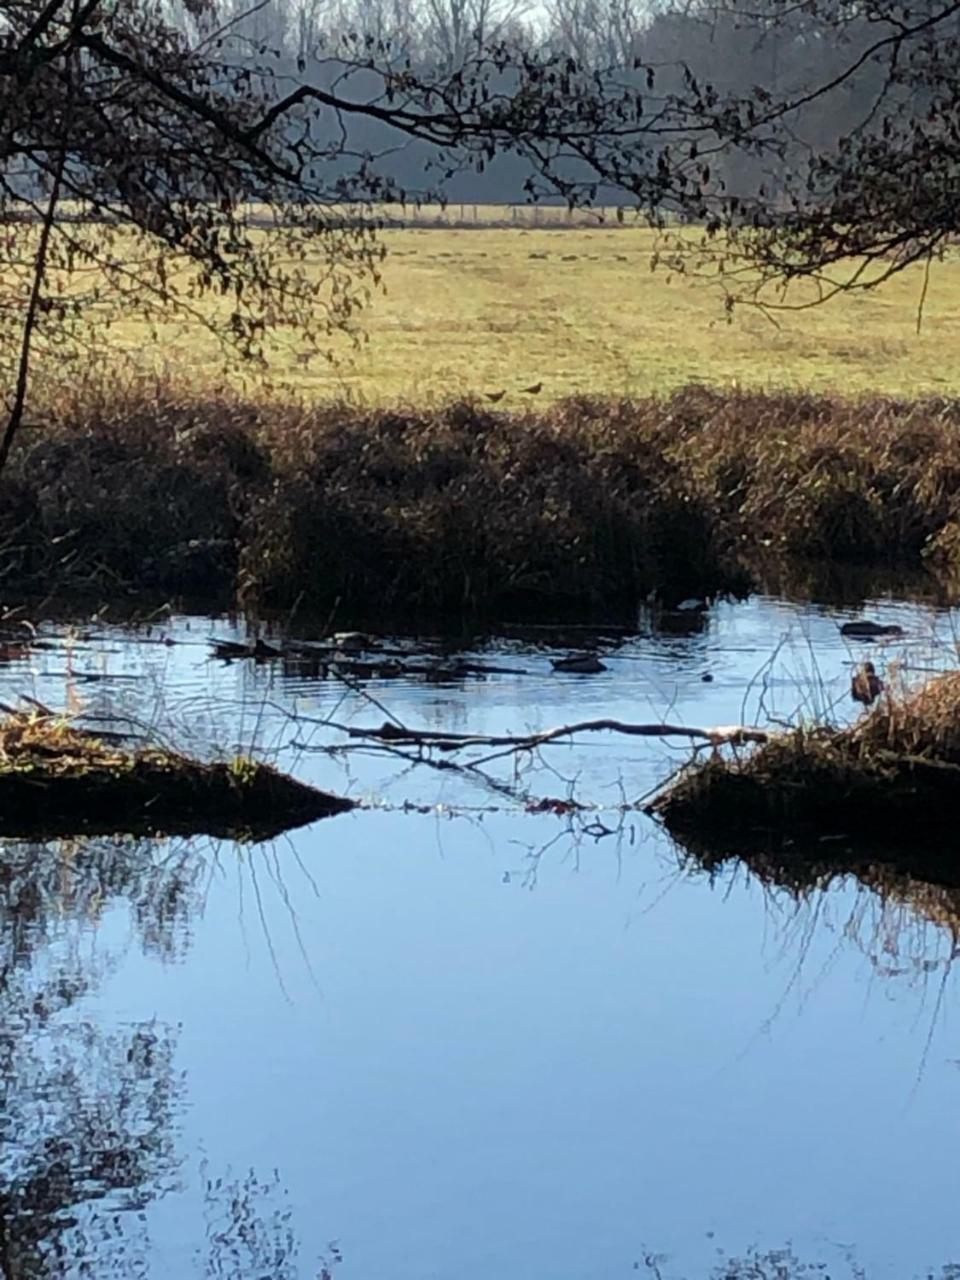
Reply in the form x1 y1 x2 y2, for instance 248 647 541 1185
43 226 960 401
0 709 353 839
649 670 960 863
4 384 960 617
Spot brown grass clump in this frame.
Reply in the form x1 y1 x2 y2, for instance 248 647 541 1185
853 670 960 763
6 380 960 616
649 670 960 860
0 710 353 839
243 396 725 614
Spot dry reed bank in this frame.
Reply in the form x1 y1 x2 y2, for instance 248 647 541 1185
0 708 352 839
4 385 960 616
651 670 960 873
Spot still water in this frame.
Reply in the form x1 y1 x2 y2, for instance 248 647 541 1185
2 593 960 1278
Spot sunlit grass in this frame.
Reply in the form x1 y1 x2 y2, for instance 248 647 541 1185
81 225 960 404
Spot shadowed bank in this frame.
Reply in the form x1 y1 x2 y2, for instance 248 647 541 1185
0 710 352 840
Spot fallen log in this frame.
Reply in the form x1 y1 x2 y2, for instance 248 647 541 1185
0 711 353 840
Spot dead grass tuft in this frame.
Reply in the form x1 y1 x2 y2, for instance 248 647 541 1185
650 669 960 858
0 709 352 838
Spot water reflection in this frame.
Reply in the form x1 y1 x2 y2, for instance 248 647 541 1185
0 834 332 1278
4 597 960 1275
670 826 960 940
1 1015 178 1277
0 836 203 963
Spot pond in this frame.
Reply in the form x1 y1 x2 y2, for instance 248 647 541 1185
2 592 959 1279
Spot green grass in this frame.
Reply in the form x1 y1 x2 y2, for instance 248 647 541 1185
98 227 960 403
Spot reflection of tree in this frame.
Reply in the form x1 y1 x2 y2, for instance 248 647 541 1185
641 1242 960 1278
0 835 187 1278
197 1166 342 1280
0 834 331 1279
0 1016 179 1278
0 836 204 965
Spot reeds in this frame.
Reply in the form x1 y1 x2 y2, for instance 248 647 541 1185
5 380 960 615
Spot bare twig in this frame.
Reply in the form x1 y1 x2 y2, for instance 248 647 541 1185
304 715 769 753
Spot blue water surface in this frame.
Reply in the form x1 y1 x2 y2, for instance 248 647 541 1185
2 592 958 1278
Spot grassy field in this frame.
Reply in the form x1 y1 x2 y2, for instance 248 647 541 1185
7 221 960 615
98 226 960 404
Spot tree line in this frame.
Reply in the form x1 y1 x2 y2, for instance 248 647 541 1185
0 0 954 472
158 0 900 207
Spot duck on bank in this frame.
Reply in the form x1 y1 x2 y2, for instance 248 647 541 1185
852 661 884 705
647 668 960 856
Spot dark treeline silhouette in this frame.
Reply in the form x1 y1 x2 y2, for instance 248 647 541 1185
158 0 893 208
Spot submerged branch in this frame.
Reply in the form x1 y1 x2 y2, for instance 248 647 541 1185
311 716 769 752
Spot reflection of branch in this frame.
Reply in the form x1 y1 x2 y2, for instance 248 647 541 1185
0 1202 15 1280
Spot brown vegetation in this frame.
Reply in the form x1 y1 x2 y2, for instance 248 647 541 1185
649 670 960 863
0 710 353 840
4 383 960 617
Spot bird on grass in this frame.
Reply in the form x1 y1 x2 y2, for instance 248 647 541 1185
519 381 543 395
851 661 884 706
485 390 506 403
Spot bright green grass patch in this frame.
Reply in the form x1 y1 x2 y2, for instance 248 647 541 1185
79 226 960 403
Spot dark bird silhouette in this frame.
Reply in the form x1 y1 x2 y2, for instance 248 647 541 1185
851 661 884 706
485 390 506 402
840 620 904 639
519 381 543 395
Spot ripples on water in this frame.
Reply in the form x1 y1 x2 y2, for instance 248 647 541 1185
1 594 959 1278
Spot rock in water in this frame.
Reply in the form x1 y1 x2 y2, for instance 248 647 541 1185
551 654 608 674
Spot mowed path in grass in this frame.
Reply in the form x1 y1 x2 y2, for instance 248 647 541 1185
114 226 960 403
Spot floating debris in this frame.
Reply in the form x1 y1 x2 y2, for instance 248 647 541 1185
332 631 377 652
526 797 588 815
333 659 405 680
840 620 905 639
675 597 708 613
211 637 283 661
209 636 527 681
